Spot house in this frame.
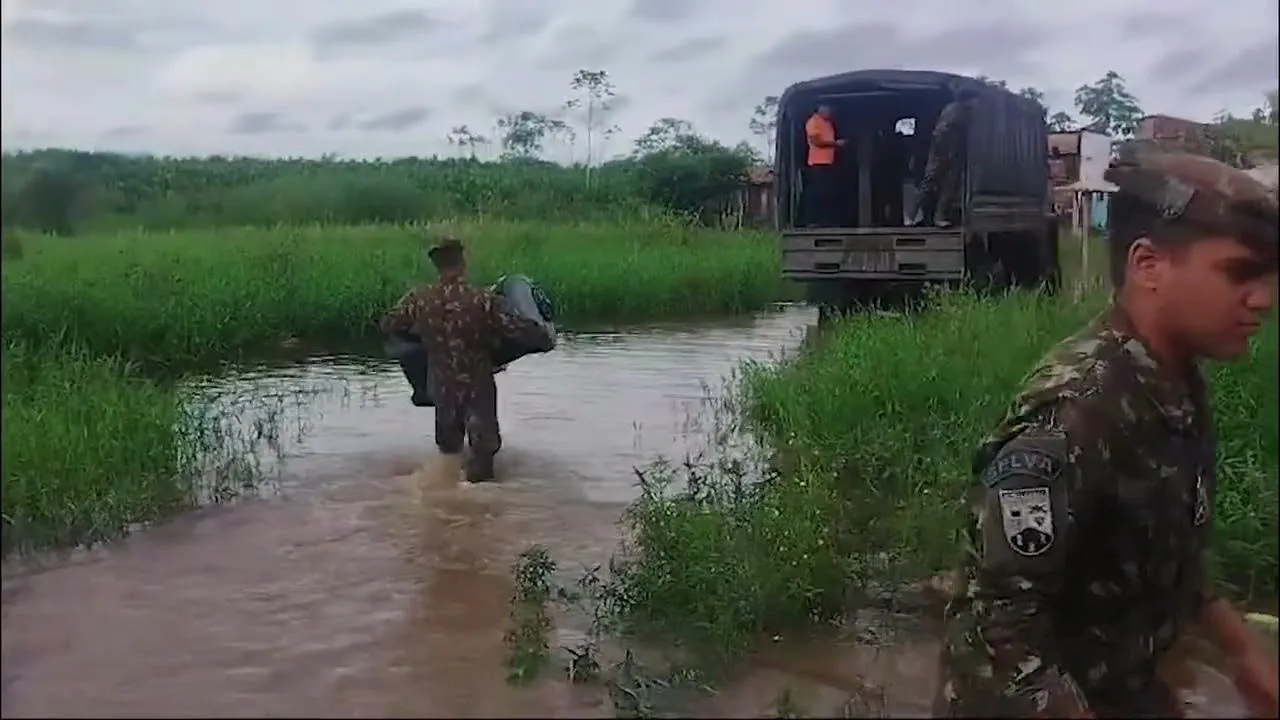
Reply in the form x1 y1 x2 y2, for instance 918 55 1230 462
1136 114 1239 165
1048 130 1113 228
723 165 776 227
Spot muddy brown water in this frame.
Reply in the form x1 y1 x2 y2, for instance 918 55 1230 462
1 307 1273 718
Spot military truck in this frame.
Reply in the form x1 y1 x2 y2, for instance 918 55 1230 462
774 70 1060 316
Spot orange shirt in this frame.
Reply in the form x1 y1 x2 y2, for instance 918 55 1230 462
805 113 836 166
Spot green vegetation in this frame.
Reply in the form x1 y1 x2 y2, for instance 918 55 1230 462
0 343 263 555
504 290 1278 708
2 222 784 365
0 145 759 235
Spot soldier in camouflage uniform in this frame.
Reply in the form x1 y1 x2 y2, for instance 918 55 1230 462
913 85 979 228
935 147 1279 718
380 238 553 483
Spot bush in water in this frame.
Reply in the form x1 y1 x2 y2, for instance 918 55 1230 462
0 342 263 555
0 221 788 366
523 290 1277 671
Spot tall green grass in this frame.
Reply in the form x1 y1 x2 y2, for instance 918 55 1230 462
0 343 261 555
2 221 785 365
547 290 1278 665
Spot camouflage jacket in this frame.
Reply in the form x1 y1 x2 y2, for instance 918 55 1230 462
380 276 551 398
932 100 971 149
939 305 1217 717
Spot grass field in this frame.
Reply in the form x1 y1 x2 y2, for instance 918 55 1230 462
0 343 265 555
2 221 784 365
509 289 1278 674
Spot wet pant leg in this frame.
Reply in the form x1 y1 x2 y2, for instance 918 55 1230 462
464 374 501 482
433 390 466 455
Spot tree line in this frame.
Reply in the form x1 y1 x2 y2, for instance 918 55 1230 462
2 68 1276 236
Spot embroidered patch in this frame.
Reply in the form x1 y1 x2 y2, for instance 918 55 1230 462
1157 177 1196 219
998 487 1055 557
982 449 1062 488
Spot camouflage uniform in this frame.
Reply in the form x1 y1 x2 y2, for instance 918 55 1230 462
936 149 1278 718
916 98 972 225
381 261 552 480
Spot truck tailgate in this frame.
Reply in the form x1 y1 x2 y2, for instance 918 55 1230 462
781 228 965 281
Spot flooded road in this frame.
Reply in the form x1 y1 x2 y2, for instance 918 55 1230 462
2 306 1273 718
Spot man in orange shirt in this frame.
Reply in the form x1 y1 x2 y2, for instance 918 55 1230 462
803 104 846 227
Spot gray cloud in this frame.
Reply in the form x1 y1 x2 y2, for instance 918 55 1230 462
356 106 434 132
479 1 553 43
630 0 697 23
310 10 439 53
648 36 725 64
2 16 139 50
103 124 147 138
1118 11 1190 38
1146 47 1208 84
726 19 1048 116
2 0 1274 160
1185 37 1280 96
227 112 307 135
535 23 619 70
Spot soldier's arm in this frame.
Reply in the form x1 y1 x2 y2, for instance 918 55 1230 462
487 292 554 353
972 424 1098 717
932 103 960 140
380 288 422 336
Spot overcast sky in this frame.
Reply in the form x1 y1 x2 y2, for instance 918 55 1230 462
1 0 1276 161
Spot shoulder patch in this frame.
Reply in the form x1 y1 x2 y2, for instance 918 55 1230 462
998 487 1055 557
981 446 1064 488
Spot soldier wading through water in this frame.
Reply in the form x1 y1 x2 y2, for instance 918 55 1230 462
935 146 1279 718
381 237 552 483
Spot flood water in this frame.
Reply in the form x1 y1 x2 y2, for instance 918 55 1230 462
1 306 1273 718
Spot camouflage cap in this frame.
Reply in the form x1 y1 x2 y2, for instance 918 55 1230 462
1105 143 1278 258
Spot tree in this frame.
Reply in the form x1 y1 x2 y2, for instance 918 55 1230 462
1047 111 1077 133
446 125 488 159
1073 71 1143 138
633 117 696 155
974 75 1008 89
564 69 620 182
748 95 779 163
1017 86 1045 105
495 111 566 159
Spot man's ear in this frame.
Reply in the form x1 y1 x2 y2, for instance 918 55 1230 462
1126 237 1165 291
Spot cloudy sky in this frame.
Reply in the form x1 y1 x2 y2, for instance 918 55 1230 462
1 0 1276 161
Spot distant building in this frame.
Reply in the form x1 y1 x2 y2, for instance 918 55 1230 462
1048 130 1114 230
727 165 776 227
1136 114 1241 165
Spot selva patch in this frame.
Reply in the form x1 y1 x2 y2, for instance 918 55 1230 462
982 448 1063 488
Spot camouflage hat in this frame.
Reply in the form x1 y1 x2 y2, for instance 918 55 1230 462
1104 143 1278 257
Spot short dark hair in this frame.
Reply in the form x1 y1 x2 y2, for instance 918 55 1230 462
1106 191 1204 287
428 237 464 270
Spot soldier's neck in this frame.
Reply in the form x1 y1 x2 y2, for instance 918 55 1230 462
437 270 465 283
1113 294 1197 378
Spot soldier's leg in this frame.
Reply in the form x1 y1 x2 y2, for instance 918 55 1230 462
934 160 957 227
433 394 466 455
464 375 501 483
914 156 941 225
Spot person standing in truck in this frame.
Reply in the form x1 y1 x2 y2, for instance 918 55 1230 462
913 86 979 227
380 237 553 483
803 104 846 227
934 147 1279 718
